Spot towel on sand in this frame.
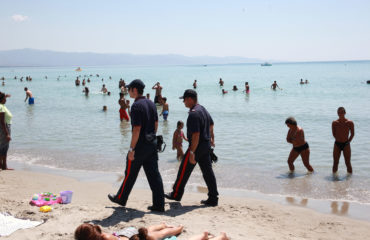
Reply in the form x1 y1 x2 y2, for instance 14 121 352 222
0 212 43 237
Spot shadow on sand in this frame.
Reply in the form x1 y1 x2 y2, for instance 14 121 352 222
90 202 208 227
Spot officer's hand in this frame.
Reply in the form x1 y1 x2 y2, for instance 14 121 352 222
128 151 135 161
211 139 215 147
189 152 196 165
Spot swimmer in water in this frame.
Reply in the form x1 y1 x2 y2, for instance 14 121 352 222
219 78 224 86
244 82 250 93
271 81 280 90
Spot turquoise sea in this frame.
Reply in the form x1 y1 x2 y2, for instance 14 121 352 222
1 62 370 214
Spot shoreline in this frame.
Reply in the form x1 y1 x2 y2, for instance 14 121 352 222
1 169 370 239
8 160 370 223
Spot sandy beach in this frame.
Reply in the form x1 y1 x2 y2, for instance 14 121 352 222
0 170 369 240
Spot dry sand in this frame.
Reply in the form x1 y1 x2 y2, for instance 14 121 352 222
1 170 370 240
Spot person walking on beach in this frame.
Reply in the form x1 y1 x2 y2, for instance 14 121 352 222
165 89 219 206
0 93 13 170
285 117 314 173
193 80 197 89
118 93 129 122
172 121 188 161
152 82 163 104
108 79 165 212
24 87 34 104
332 107 355 174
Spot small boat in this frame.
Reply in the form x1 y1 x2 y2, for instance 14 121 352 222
75 67 82 72
261 62 272 66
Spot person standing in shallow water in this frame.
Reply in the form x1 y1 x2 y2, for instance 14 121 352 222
285 117 314 173
332 107 354 174
24 87 34 104
0 93 13 170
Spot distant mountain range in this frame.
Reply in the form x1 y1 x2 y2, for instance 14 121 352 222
0 49 263 67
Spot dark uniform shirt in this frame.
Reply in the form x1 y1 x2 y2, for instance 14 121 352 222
186 104 214 145
131 96 158 145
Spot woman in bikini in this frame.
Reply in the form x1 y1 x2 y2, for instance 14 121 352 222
74 222 230 240
285 117 314 173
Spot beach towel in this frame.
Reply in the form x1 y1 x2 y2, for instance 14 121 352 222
0 212 43 237
163 236 177 240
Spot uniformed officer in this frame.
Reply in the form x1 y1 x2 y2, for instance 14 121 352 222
165 89 219 206
108 79 165 212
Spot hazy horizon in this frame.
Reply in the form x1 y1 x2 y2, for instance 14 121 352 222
2 1 370 62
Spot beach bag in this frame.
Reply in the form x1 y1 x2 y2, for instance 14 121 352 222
156 135 166 153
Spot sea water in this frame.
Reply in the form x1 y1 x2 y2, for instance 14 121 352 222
1 61 370 206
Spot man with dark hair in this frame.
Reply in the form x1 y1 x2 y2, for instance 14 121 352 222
160 97 169 121
108 79 165 212
152 82 162 104
285 117 314 173
24 87 34 104
332 107 355 174
165 89 219 206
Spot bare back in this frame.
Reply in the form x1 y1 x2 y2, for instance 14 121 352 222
26 90 33 98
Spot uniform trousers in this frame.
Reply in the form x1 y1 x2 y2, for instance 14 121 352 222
115 141 164 208
172 141 218 200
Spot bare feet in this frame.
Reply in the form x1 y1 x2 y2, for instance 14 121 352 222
211 232 229 240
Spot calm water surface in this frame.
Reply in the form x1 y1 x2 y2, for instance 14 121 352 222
1 62 370 205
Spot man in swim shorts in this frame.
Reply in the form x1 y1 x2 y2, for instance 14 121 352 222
24 87 34 104
152 82 163 104
160 97 169 121
332 107 355 174
285 117 314 173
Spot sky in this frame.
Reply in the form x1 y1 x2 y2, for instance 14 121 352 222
1 0 370 61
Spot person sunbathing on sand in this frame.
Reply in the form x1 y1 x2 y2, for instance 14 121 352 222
75 222 230 240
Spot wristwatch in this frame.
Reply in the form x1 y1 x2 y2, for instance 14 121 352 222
129 147 135 152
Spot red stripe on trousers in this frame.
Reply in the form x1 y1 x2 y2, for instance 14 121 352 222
118 159 132 199
174 151 190 198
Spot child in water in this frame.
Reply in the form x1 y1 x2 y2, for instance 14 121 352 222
172 121 188 161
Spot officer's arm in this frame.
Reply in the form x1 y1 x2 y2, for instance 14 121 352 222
154 121 158 134
130 126 141 150
190 132 200 153
210 124 215 146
